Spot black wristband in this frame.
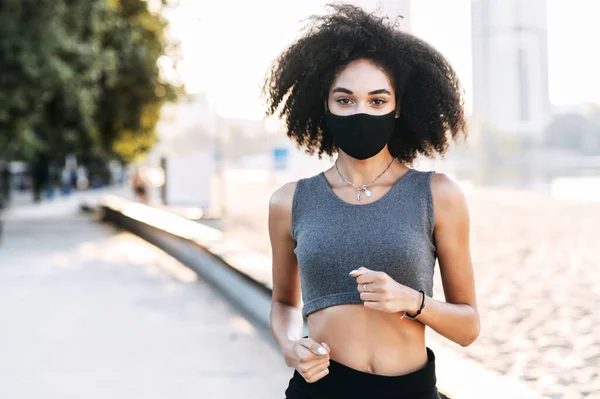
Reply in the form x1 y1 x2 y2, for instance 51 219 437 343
403 290 426 320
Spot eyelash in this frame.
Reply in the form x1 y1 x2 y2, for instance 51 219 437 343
336 98 387 106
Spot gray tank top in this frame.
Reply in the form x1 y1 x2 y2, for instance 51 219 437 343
291 168 437 317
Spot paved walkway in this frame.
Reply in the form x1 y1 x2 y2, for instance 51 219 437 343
0 196 291 398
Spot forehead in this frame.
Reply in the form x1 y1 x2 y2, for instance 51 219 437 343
331 59 393 92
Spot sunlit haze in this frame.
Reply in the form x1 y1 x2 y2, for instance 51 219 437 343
165 0 600 121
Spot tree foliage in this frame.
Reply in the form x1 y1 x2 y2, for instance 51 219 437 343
543 106 600 156
0 0 182 164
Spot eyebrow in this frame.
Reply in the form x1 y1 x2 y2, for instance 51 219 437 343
368 89 392 95
332 87 392 95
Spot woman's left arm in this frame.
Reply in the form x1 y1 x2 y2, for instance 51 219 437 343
414 172 480 347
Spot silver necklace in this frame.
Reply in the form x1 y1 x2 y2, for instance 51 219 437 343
334 157 397 201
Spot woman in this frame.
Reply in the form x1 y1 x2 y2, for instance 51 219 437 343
263 4 479 399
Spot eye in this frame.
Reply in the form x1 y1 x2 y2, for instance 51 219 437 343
371 98 387 106
336 98 353 105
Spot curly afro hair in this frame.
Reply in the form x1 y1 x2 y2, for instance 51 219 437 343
262 3 467 164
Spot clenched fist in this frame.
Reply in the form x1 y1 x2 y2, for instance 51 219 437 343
349 266 421 314
284 337 331 383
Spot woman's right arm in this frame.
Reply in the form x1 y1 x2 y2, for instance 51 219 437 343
268 182 304 354
269 183 303 352
268 182 331 382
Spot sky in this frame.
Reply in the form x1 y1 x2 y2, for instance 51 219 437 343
162 0 600 121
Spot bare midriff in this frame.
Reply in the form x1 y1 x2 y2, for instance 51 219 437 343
307 304 428 376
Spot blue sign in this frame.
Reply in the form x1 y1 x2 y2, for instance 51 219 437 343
272 147 289 170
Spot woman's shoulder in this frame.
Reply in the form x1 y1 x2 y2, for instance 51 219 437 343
269 180 297 212
429 172 469 223
268 172 323 214
430 172 465 201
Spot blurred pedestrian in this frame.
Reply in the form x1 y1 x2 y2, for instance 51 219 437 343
31 153 50 203
131 165 149 204
0 205 3 246
263 4 479 399
76 166 89 190
61 167 72 196
0 160 10 205
0 161 6 241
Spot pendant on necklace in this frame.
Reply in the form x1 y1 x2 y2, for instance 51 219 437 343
356 187 372 201
359 185 372 201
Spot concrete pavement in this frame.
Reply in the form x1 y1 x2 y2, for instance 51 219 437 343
0 196 292 398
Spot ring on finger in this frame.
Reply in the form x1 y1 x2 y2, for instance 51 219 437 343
363 283 367 292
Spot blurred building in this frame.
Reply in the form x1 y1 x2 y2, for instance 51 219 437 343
471 0 551 140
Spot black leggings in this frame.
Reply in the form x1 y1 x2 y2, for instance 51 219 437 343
284 347 441 399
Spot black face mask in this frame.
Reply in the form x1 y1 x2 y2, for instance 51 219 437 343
324 110 396 160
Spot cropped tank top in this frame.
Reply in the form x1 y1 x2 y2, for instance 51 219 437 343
291 168 437 317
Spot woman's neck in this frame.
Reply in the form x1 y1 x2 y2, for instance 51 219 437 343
334 151 397 185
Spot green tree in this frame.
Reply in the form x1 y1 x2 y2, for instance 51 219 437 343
95 0 181 164
0 0 181 167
